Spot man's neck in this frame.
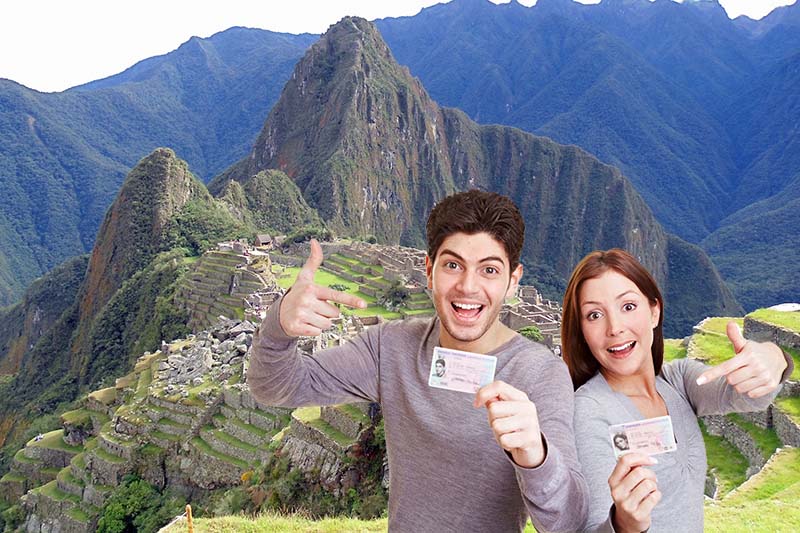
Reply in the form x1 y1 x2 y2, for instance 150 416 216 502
439 321 516 354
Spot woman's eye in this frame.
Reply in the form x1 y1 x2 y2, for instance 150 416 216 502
623 303 637 312
587 311 602 321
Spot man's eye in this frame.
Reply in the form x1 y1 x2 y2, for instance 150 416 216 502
445 261 459 269
484 266 497 275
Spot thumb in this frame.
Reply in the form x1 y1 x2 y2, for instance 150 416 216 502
297 239 323 283
726 320 747 354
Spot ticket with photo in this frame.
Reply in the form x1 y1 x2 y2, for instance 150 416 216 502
428 346 497 394
608 415 677 459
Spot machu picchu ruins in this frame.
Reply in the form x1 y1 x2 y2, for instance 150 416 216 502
2 239 799 532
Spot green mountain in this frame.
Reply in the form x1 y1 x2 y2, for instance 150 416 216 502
211 16 740 336
0 29 314 307
0 148 251 467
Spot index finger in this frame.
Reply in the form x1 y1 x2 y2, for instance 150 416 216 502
315 285 367 309
473 380 527 408
608 452 657 486
696 353 747 385
296 239 324 284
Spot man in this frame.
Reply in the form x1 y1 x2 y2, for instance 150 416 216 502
248 190 587 532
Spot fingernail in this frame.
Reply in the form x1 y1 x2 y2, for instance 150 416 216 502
696 376 707 385
649 457 659 464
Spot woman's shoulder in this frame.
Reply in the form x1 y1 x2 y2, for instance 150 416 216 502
575 372 610 398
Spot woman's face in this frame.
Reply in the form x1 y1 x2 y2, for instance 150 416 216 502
578 270 660 381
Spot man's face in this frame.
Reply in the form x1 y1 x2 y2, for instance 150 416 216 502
426 231 522 353
435 361 445 377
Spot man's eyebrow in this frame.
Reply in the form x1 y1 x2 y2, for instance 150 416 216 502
439 249 507 266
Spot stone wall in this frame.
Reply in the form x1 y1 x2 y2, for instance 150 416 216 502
773 409 800 447
701 414 767 477
744 317 800 349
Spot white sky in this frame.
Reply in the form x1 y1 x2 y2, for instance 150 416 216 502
1 0 796 93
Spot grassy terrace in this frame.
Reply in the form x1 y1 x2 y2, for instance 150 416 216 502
58 466 85 487
0 471 25 483
664 339 687 362
698 317 744 336
135 368 153 400
67 507 91 523
93 446 127 464
60 408 92 427
705 447 800 532
14 448 38 464
89 386 117 405
690 331 736 365
152 430 182 443
293 407 353 448
28 430 83 453
337 404 370 425
775 396 800 424
748 308 800 332
727 413 783 461
37 480 81 504
191 437 248 469
699 421 748 497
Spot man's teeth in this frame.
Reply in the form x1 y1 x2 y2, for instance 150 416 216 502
608 341 635 353
453 303 481 310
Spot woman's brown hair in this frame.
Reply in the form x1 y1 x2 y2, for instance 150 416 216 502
561 249 664 390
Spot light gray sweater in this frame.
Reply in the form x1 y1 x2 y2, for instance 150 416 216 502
249 298 588 532
574 357 791 532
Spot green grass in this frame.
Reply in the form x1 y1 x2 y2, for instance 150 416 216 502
57 466 85 487
135 368 152 400
160 511 388 532
292 409 352 448
0 471 26 483
140 443 165 456
705 447 800 532
67 506 91 522
93 446 127 464
775 396 800 424
726 413 782 461
664 339 687 361
89 386 117 405
28 430 84 453
191 437 248 469
747 309 800 333
780 346 800 381
337 404 370 425
38 480 81 504
206 426 260 454
71 452 86 470
159 513 537 532
691 332 736 365
60 408 93 426
14 448 40 464
225 415 270 438
699 317 743 336
699 420 748 497
152 430 182 442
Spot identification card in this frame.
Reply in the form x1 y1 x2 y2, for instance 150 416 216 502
428 346 497 394
608 415 677 459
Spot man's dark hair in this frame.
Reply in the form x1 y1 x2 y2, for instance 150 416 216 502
426 190 525 269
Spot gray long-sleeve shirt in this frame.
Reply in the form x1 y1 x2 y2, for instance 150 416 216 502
574 356 791 532
249 298 588 532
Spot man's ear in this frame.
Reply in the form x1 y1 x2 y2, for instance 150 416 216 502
425 255 433 290
506 263 523 299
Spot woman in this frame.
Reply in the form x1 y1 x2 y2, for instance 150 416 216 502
561 249 792 533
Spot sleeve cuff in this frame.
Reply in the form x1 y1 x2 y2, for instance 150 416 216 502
780 349 795 384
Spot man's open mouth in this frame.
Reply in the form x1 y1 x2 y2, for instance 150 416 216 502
451 301 484 320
